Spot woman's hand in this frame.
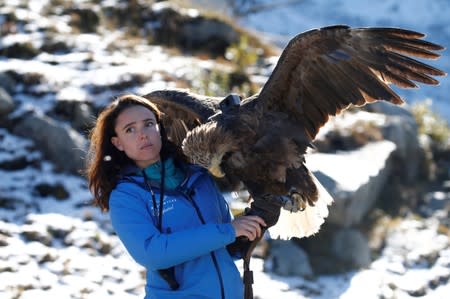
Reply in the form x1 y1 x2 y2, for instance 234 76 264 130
231 215 267 241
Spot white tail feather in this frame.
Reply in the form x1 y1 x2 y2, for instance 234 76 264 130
268 174 333 240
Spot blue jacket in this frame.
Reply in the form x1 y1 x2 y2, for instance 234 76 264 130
109 164 243 299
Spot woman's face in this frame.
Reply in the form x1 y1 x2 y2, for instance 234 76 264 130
111 105 162 168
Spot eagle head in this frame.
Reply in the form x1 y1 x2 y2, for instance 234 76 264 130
182 121 237 178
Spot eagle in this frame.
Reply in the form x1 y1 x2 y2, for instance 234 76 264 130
144 25 446 240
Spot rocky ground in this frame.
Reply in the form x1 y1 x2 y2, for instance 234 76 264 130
0 179 449 298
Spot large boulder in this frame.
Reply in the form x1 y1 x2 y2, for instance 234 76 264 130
282 106 426 274
307 140 396 227
308 106 423 227
263 239 313 278
52 99 95 131
150 2 239 56
12 112 87 174
364 102 424 182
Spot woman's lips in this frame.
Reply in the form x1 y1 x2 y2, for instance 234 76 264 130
141 143 153 150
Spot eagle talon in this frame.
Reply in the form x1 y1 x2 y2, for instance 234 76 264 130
288 191 307 212
280 196 294 212
280 193 306 213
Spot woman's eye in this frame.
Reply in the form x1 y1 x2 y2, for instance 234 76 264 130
125 127 135 133
145 121 156 127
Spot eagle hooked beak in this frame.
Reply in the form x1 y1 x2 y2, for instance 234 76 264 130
208 163 225 178
208 154 226 178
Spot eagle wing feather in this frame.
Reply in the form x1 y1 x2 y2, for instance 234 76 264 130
257 25 446 140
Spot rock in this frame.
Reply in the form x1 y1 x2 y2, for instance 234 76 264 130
40 39 71 55
12 112 87 174
296 225 372 274
310 106 424 224
72 102 94 130
25 214 75 240
151 2 239 56
64 222 113 255
419 191 450 218
364 102 425 182
264 239 313 278
442 180 450 191
34 183 70 200
0 128 41 171
331 228 371 269
1 42 39 59
179 17 239 56
0 87 15 116
7 71 44 86
362 101 413 117
307 105 424 227
0 156 30 170
20 224 52 246
0 72 16 93
313 111 386 153
52 100 95 131
67 8 100 33
381 111 422 183
308 140 397 227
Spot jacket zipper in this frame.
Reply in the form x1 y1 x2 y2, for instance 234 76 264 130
182 189 226 299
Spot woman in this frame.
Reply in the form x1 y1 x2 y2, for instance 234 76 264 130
86 93 266 299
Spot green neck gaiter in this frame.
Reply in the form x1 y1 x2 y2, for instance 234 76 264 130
143 157 185 190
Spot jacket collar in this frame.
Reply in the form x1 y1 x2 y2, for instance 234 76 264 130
119 162 207 194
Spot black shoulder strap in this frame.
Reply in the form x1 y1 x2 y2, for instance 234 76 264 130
242 231 265 299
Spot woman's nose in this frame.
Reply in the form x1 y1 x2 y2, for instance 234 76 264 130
139 129 148 140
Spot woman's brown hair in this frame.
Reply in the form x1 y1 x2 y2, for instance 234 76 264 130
86 94 187 211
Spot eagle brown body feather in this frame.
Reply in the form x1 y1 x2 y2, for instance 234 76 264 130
200 100 319 205
144 25 446 239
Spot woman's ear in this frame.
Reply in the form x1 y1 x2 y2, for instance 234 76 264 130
111 137 124 151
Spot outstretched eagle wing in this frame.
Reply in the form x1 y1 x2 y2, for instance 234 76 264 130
257 25 446 140
177 25 446 240
143 89 222 145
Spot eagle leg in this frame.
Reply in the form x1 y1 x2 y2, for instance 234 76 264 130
280 189 307 213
